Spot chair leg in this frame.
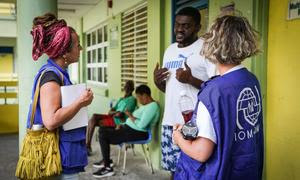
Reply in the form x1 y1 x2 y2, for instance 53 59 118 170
146 144 154 174
117 145 122 166
131 144 136 156
122 145 127 175
141 144 149 166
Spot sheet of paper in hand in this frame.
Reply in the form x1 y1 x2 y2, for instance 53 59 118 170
61 84 88 131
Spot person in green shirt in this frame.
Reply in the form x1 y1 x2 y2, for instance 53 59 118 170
86 80 137 155
92 84 160 178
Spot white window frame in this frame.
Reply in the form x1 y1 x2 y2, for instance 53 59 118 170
86 23 108 87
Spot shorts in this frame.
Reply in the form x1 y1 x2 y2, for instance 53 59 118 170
161 125 181 172
100 114 116 127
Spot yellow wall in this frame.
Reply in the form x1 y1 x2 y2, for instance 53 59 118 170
0 105 19 133
267 0 300 179
0 53 13 74
0 80 18 133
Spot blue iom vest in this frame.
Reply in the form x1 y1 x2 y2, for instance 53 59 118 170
27 59 87 174
175 68 264 180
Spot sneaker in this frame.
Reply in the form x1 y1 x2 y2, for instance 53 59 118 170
93 167 115 178
93 159 114 168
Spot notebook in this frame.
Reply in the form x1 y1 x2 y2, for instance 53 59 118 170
61 83 88 131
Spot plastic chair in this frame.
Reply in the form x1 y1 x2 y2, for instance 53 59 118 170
117 129 154 175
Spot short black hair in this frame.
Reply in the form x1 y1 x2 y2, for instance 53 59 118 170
176 7 201 26
125 80 134 92
135 84 151 96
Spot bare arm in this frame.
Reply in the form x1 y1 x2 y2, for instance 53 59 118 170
153 63 169 93
176 62 203 89
173 125 215 162
40 82 93 131
124 109 136 122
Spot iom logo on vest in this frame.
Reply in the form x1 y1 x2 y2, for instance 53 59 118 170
235 86 261 141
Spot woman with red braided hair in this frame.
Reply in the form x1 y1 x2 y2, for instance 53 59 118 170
27 13 94 179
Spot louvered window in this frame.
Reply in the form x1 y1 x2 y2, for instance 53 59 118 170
86 24 108 86
121 2 148 89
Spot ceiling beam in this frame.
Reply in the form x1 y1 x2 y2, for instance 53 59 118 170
58 2 98 6
58 8 76 13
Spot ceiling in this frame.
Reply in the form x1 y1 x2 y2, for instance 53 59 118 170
58 0 101 18
0 0 101 19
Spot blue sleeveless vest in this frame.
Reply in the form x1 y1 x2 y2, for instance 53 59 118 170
26 59 87 174
175 68 264 180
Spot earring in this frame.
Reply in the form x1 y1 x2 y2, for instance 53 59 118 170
63 56 68 65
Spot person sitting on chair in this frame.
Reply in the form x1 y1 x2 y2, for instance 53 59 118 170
92 84 160 178
86 80 137 155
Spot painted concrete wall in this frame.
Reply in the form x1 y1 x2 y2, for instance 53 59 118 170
83 0 145 32
208 0 254 70
267 0 300 179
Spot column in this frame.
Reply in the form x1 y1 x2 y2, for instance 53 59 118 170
17 0 57 148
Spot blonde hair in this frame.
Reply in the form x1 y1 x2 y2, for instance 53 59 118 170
200 15 259 65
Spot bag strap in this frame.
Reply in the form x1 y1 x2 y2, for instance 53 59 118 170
29 67 64 129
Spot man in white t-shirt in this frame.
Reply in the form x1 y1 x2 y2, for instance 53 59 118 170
153 7 216 179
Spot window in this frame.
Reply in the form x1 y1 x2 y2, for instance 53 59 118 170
86 24 108 86
121 2 148 89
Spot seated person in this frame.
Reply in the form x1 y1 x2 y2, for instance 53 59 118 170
92 84 160 178
86 80 137 154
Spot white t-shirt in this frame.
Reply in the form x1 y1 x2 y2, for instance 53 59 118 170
196 101 217 143
195 65 245 144
162 38 216 126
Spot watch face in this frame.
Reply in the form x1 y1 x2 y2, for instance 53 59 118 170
181 123 198 140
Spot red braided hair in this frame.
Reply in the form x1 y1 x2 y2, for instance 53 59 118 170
31 13 73 61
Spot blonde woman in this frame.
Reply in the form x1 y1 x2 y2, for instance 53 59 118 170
173 15 263 180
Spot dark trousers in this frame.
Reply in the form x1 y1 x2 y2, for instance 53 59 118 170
98 124 148 167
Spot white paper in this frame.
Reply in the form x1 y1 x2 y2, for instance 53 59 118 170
61 84 88 131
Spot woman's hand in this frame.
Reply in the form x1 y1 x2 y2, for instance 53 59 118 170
124 109 132 117
125 109 136 122
78 88 94 107
172 124 183 145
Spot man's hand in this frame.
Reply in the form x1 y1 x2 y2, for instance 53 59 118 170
176 62 203 89
176 62 192 84
154 62 169 92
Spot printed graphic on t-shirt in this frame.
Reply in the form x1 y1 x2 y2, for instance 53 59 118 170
235 86 261 142
164 53 193 69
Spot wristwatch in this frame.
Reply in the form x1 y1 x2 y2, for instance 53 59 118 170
181 121 198 140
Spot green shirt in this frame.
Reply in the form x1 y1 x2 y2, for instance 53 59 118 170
113 96 137 125
125 102 160 132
